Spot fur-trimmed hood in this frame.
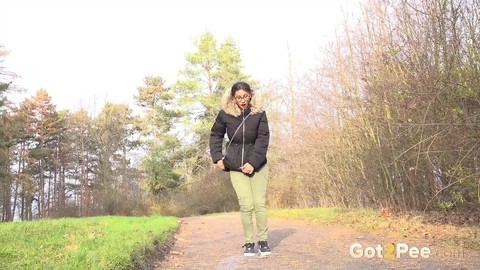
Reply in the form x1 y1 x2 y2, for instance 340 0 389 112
221 90 264 117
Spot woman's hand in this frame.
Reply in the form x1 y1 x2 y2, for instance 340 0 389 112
242 162 254 174
215 160 225 170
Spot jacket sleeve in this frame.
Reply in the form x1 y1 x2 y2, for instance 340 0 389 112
209 111 226 164
247 111 270 169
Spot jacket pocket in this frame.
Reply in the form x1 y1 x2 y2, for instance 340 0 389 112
244 143 254 163
223 144 241 170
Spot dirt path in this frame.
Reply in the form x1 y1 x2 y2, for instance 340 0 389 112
154 212 480 270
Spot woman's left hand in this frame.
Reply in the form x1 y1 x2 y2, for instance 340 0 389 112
242 163 254 174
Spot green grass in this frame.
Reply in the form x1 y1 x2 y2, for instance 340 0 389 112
0 216 179 270
270 207 480 250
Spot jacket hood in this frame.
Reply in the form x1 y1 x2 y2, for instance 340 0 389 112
221 89 264 117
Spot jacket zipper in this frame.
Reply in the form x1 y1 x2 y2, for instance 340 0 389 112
241 109 245 168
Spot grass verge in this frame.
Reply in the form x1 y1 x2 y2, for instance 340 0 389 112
269 207 480 251
0 215 179 270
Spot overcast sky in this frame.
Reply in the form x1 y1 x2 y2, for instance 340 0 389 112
0 0 360 113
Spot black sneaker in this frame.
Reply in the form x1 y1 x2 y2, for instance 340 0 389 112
258 240 271 255
242 242 256 256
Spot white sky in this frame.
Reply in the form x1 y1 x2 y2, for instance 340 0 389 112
0 0 359 113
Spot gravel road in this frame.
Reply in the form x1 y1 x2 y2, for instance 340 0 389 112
154 212 480 270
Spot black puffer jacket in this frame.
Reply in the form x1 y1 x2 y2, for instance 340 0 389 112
209 92 270 172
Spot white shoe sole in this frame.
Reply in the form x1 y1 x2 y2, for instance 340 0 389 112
244 252 256 257
259 251 271 256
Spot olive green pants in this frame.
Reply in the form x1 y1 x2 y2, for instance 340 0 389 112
230 164 269 243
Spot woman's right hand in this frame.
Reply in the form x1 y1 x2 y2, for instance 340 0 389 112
215 160 225 170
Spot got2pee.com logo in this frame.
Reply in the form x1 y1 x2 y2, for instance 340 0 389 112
350 242 431 259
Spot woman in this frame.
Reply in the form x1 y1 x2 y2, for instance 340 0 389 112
209 81 271 256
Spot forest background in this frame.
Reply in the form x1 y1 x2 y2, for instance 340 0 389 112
1 0 480 222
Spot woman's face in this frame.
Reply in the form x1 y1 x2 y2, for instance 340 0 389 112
233 90 251 110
